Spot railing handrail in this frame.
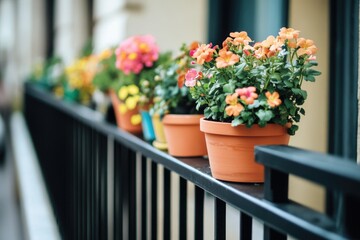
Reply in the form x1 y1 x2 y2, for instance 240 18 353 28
255 145 360 197
25 83 357 240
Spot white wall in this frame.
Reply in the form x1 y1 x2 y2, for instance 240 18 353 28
288 0 330 213
93 0 208 54
54 0 90 65
0 0 46 105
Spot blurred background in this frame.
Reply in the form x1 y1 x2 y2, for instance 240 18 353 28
0 0 358 239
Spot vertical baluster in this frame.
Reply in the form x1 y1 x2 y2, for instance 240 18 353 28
263 167 288 240
141 156 147 240
163 168 171 240
80 123 85 239
101 135 109 240
194 186 204 240
214 198 226 240
77 121 82 240
77 120 81 240
120 145 129 239
179 177 187 240
240 212 252 240
128 149 137 240
84 125 88 239
151 161 158 240
90 128 95 240
73 120 78 240
94 131 99 240
114 142 123 239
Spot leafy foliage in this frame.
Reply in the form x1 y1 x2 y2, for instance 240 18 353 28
150 43 200 117
186 28 321 135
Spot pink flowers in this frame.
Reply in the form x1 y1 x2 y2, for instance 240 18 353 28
236 87 258 104
185 69 202 87
225 87 282 117
115 35 159 74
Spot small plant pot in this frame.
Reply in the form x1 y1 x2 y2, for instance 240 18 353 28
140 110 155 142
200 118 290 183
162 114 207 157
151 114 167 150
109 90 142 134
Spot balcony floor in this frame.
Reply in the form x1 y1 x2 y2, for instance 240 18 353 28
0 129 24 240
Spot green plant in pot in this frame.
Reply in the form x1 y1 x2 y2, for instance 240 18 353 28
185 27 321 182
28 56 65 91
92 48 121 120
150 42 207 157
110 34 172 136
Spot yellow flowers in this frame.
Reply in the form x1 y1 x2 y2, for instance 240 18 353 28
131 114 142 125
125 96 140 110
118 84 140 100
117 85 142 125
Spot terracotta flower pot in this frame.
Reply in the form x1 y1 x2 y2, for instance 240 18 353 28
151 114 168 150
109 90 142 134
200 118 290 183
162 114 207 157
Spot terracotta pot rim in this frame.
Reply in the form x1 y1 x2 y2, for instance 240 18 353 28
162 114 203 125
200 117 289 137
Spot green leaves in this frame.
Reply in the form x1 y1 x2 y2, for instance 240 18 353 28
179 29 321 136
304 68 321 82
223 82 235 93
291 88 307 100
231 118 244 127
256 109 274 123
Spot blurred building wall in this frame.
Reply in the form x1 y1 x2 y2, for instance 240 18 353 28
288 0 330 213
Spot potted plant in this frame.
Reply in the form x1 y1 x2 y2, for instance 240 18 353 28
150 42 207 156
185 27 321 182
112 34 171 136
28 56 65 91
62 55 99 106
92 48 120 120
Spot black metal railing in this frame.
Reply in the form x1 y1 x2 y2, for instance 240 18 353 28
24 83 360 240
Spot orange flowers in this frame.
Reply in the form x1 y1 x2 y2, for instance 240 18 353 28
266 92 282 108
225 93 244 117
192 43 216 65
215 49 240 68
278 27 300 40
225 88 282 117
297 38 317 56
229 31 252 46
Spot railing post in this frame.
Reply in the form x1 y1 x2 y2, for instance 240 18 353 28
263 162 289 240
343 194 360 238
264 168 289 202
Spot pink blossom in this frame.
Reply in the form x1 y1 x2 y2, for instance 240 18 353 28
235 86 258 104
115 35 159 74
185 69 201 87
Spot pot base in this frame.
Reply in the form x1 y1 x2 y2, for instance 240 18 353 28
201 118 289 183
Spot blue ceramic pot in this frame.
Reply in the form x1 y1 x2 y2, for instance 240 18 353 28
140 111 155 141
